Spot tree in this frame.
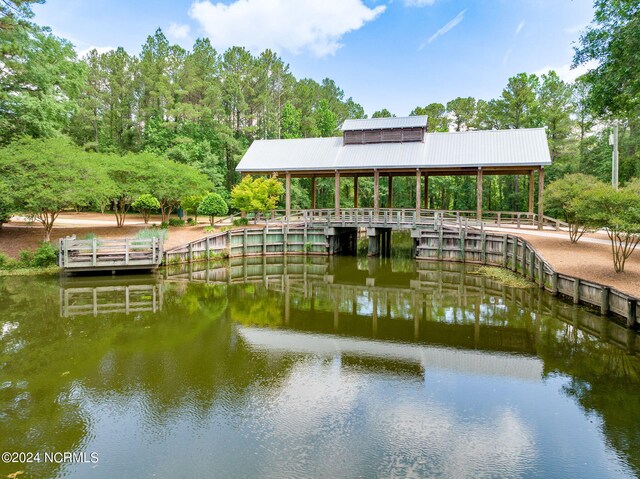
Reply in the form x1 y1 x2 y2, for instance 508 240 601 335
182 194 204 222
315 99 337 137
131 194 160 224
231 176 284 222
446 97 476 131
198 193 228 225
411 103 448 132
280 102 302 139
0 180 13 229
545 174 604 243
0 137 112 241
372 109 394 118
497 73 539 129
574 185 640 273
537 71 574 162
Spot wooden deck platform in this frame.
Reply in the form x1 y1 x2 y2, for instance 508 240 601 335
59 236 163 273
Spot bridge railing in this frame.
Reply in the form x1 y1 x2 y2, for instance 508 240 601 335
59 236 163 270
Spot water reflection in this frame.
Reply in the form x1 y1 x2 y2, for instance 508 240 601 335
0 256 638 478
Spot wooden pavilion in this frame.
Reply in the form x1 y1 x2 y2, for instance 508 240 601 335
236 116 552 228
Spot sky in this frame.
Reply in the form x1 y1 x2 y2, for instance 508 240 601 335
32 0 596 116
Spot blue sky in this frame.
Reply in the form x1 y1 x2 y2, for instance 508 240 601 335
33 0 595 116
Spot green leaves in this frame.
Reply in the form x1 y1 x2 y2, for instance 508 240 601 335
231 176 284 218
198 193 228 225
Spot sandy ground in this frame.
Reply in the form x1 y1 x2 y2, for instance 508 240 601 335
2 213 639 297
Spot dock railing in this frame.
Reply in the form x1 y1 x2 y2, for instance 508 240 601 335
59 235 163 271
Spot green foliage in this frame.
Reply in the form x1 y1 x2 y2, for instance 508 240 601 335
31 242 58 267
131 193 161 223
473 266 533 288
203 225 215 233
231 176 284 221
372 109 394 118
281 102 302 139
0 253 9 268
411 103 448 132
0 180 13 227
574 185 640 272
446 97 476 131
19 250 34 265
135 227 168 242
182 194 204 221
168 218 186 227
545 174 605 242
197 192 228 225
160 221 170 229
0 137 112 240
232 217 249 226
315 99 338 137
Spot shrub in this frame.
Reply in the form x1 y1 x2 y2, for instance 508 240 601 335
31 242 58 267
203 226 215 233
19 250 33 265
188 218 198 226
232 217 249 226
160 221 169 229
0 253 9 268
168 218 185 227
135 228 168 242
132 194 161 224
82 232 98 240
198 193 228 225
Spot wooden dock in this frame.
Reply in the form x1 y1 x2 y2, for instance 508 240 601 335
59 236 163 273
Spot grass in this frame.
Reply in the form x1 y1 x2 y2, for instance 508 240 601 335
0 266 60 277
472 266 533 288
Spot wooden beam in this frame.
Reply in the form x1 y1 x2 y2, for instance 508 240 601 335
311 176 316 209
285 172 291 218
388 175 393 208
416 169 421 215
374 170 380 212
335 170 340 214
538 167 545 230
476 168 483 220
528 170 535 213
424 174 429 209
353 175 358 208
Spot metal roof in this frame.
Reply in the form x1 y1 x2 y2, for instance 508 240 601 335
341 116 428 131
236 128 552 173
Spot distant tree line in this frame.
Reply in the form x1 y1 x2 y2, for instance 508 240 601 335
0 0 639 225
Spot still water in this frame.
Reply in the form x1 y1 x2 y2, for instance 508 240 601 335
1 256 640 479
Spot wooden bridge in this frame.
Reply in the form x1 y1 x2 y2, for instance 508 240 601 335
59 236 163 273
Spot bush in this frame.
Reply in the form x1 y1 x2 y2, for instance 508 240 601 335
187 218 198 226
168 218 185 227
19 250 33 265
132 194 161 224
0 253 9 268
160 221 169 229
31 242 58 267
232 217 249 226
198 193 228 225
203 225 215 233
135 228 168 242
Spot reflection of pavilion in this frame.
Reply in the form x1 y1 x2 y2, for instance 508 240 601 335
165 256 639 357
59 277 163 317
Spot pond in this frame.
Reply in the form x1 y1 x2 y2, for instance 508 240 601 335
1 256 639 479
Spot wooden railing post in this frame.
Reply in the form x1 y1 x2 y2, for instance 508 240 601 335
125 239 129 265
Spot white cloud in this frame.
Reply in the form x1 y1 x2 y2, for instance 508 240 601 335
77 46 115 58
515 20 525 35
503 47 513 65
420 9 466 49
534 60 598 83
404 0 436 6
167 22 191 40
188 0 386 57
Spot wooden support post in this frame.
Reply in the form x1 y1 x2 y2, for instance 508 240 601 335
424 174 429 209
573 278 580 304
528 170 535 214
416 169 421 216
476 168 483 220
512 238 518 271
481 232 486 264
501 236 508 266
285 172 291 218
627 300 637 328
538 260 545 288
388 175 393 208
374 170 380 212
600 287 610 316
353 175 358 208
538 167 545 230
529 250 536 281
311 176 316 210
335 170 340 214
92 238 97 266
125 239 130 265
551 272 559 296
